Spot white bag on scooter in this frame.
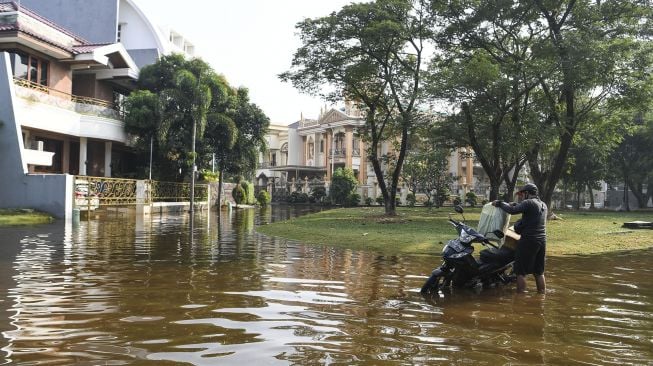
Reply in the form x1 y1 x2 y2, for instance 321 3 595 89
477 203 510 243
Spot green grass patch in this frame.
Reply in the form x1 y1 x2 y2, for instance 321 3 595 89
0 209 54 226
256 207 653 256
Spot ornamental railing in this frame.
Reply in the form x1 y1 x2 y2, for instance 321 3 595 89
13 78 122 119
150 181 208 202
73 176 208 207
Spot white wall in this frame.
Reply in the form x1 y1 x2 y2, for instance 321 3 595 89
118 0 167 52
287 128 302 166
0 52 72 219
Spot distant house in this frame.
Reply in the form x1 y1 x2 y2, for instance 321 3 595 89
256 104 496 202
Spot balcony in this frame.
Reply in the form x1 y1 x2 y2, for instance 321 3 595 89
13 78 122 120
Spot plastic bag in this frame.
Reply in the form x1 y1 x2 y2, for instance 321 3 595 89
477 203 511 242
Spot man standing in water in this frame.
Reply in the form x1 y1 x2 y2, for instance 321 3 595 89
493 183 547 293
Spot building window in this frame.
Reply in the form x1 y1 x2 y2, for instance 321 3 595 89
117 23 125 42
8 51 49 86
320 140 324 153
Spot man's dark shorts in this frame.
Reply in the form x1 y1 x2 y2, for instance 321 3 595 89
514 238 546 276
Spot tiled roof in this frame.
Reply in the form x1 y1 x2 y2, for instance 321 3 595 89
72 44 112 54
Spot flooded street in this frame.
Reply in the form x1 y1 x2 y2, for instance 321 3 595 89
0 206 651 365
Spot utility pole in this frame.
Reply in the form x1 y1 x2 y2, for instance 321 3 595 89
190 73 201 215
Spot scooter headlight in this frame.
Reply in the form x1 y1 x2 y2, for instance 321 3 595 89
449 251 469 259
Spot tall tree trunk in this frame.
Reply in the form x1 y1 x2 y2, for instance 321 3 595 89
575 186 581 210
627 180 647 209
623 176 630 211
587 183 595 209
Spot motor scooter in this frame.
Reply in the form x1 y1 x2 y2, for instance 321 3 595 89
420 205 517 294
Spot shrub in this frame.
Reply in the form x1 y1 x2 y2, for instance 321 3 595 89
232 185 246 206
257 190 271 206
364 197 374 206
453 196 462 206
345 193 361 207
406 193 416 207
465 192 478 207
199 169 218 182
310 186 327 203
395 196 402 207
376 196 384 205
287 191 309 203
240 181 256 205
329 168 358 205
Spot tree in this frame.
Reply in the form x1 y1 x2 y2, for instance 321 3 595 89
526 0 653 208
329 168 358 205
281 0 436 215
401 125 454 207
430 1 540 200
125 55 217 181
211 88 269 208
607 113 653 209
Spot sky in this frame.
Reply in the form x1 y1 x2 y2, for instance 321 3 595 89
134 0 358 125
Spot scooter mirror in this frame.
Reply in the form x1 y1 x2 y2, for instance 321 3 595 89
493 229 505 239
454 205 464 214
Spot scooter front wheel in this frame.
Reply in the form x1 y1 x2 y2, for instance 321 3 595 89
420 269 444 294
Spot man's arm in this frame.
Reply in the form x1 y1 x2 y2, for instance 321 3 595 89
493 200 528 214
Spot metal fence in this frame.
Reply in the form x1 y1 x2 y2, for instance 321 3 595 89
73 176 208 209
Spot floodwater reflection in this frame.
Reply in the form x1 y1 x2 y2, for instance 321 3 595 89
0 206 651 365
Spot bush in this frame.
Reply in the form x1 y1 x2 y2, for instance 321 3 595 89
364 197 374 206
406 193 416 207
310 186 327 203
241 181 256 205
395 196 402 207
329 168 358 205
287 191 309 203
232 185 246 206
453 196 462 206
257 190 271 206
376 196 384 205
465 192 478 207
345 193 361 207
200 169 218 182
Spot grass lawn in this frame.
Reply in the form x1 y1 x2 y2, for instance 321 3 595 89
0 209 54 227
256 207 653 256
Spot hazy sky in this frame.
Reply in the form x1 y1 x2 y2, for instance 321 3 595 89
134 0 357 125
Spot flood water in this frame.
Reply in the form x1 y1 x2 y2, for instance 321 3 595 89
0 206 651 365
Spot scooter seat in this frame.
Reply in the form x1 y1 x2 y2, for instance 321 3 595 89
479 246 514 266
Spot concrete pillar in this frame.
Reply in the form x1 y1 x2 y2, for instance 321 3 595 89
136 180 151 216
62 139 70 174
345 127 353 169
79 137 88 176
358 140 366 184
467 153 474 192
326 131 332 181
104 141 112 177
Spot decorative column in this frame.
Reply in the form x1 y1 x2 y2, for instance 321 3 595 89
326 131 333 181
345 127 353 169
358 140 366 184
466 152 474 193
79 137 88 176
104 141 112 177
62 139 70 174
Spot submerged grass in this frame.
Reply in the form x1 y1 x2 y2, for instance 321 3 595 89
256 207 653 256
0 209 54 227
